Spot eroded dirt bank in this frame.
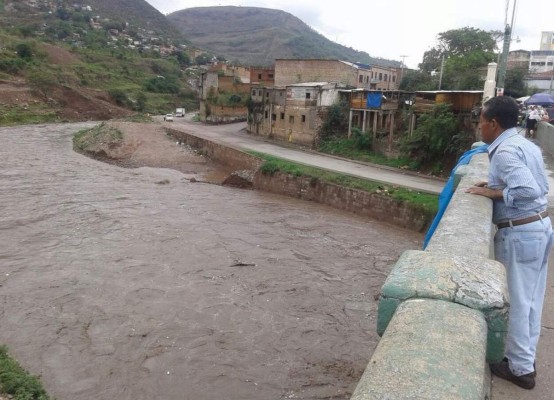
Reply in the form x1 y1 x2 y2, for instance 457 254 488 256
0 122 423 400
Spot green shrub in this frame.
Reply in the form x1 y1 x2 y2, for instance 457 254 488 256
319 100 350 139
0 58 25 73
144 76 180 94
73 123 123 151
15 43 33 60
108 88 129 106
260 161 280 175
352 127 371 150
401 104 460 172
0 345 51 400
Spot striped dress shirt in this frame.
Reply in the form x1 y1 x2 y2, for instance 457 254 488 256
487 127 549 224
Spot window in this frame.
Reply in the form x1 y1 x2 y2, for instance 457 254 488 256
264 111 268 119
268 73 274 78
305 92 311 99
258 73 262 80
252 89 256 96
258 90 262 96
393 76 396 82
301 115 306 123
289 115 295 124
280 112 285 120
266 92 269 97
359 75 363 83
272 114 276 121
384 74 388 81
379 73 383 80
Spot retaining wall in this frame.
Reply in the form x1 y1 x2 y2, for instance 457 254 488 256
254 172 432 232
164 127 434 232
165 127 262 172
351 149 509 399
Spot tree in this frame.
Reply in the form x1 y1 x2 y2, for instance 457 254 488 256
419 27 497 90
174 51 191 67
15 43 33 60
504 67 528 98
27 69 56 99
194 54 212 65
401 104 461 173
136 92 147 112
319 100 350 139
399 70 435 91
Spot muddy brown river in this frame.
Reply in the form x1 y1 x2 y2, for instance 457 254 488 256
0 123 422 400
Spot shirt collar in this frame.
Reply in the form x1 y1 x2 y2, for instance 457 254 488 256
487 127 519 157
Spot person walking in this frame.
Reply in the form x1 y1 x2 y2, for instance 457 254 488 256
466 96 553 390
526 105 540 138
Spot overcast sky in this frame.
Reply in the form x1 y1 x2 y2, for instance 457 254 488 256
144 0 553 69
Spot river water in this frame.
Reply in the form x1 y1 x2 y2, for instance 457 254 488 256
0 123 422 400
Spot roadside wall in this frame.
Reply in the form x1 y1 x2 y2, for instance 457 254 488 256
164 127 434 232
165 127 262 171
254 172 432 232
537 121 554 156
350 150 509 400
204 105 248 124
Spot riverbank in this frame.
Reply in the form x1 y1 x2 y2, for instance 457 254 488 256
74 121 438 232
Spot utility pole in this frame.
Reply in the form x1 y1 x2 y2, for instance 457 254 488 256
400 55 408 87
497 0 517 95
438 54 445 90
546 58 554 96
497 24 511 95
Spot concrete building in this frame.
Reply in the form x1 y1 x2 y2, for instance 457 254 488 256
199 66 251 123
507 49 530 70
274 59 397 90
529 50 554 73
247 82 345 147
250 66 275 87
524 71 554 94
540 31 554 51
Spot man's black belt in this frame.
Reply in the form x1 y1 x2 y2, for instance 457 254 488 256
496 211 549 229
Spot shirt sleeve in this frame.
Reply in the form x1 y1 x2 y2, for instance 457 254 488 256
495 147 542 207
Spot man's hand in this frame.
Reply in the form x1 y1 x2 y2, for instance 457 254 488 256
466 182 503 199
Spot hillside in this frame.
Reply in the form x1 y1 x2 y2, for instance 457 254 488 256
0 0 199 125
0 0 185 43
168 6 400 67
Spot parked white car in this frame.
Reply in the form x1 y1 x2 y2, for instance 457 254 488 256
164 114 174 122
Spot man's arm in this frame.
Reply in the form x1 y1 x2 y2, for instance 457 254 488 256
466 183 504 199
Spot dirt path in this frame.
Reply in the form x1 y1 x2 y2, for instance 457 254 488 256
79 121 231 183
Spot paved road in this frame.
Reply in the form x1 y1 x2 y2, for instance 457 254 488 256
164 117 445 195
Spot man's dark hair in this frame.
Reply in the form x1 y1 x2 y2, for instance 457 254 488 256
482 96 519 129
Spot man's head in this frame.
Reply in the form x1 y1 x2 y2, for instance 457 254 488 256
479 96 519 144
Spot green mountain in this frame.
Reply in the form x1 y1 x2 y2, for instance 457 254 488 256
168 6 400 67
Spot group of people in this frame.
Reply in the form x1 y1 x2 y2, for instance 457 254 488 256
520 104 550 138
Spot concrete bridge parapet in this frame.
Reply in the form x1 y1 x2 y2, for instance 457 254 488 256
351 148 509 399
